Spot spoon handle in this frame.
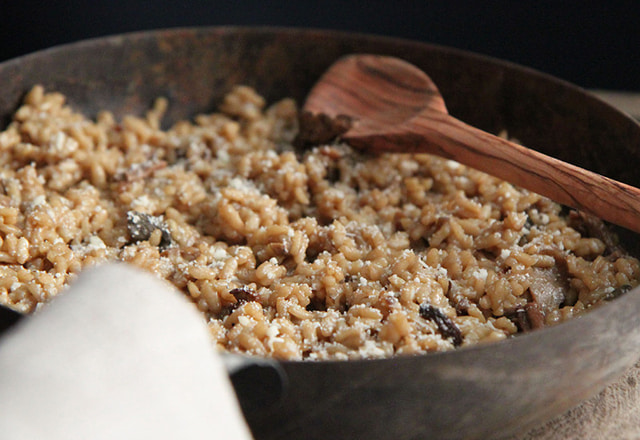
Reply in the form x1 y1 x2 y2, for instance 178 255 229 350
346 109 640 233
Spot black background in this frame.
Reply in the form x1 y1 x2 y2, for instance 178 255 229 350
1 0 639 91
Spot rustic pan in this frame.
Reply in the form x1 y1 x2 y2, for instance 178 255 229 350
1 27 640 440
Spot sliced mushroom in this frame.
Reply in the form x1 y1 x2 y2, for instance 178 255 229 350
528 266 569 321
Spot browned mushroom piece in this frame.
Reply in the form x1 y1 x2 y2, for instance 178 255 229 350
126 211 172 249
419 303 463 347
527 266 569 320
293 110 353 148
568 210 623 256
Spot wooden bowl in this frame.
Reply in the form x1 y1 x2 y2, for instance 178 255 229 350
2 27 640 440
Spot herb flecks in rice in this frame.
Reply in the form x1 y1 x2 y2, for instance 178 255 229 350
0 84 638 361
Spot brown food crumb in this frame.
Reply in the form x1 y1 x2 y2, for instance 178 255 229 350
507 303 545 332
454 297 471 316
126 211 172 248
293 111 353 148
419 303 463 347
229 287 259 304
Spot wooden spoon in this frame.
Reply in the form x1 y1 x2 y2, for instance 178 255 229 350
304 54 640 233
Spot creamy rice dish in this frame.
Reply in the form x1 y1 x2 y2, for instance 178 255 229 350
0 85 638 360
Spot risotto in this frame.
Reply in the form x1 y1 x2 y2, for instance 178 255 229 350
0 85 638 360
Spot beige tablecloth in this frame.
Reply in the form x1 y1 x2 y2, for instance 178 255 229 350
511 361 640 439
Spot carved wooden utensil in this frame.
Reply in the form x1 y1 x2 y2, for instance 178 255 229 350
304 54 640 232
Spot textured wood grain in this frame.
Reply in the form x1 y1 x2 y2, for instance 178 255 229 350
306 55 640 233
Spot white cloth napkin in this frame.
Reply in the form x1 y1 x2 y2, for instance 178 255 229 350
0 263 253 440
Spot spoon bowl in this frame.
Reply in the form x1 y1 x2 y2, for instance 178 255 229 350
304 54 640 233
305 54 447 130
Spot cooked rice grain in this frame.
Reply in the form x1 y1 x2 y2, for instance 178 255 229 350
0 85 638 360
